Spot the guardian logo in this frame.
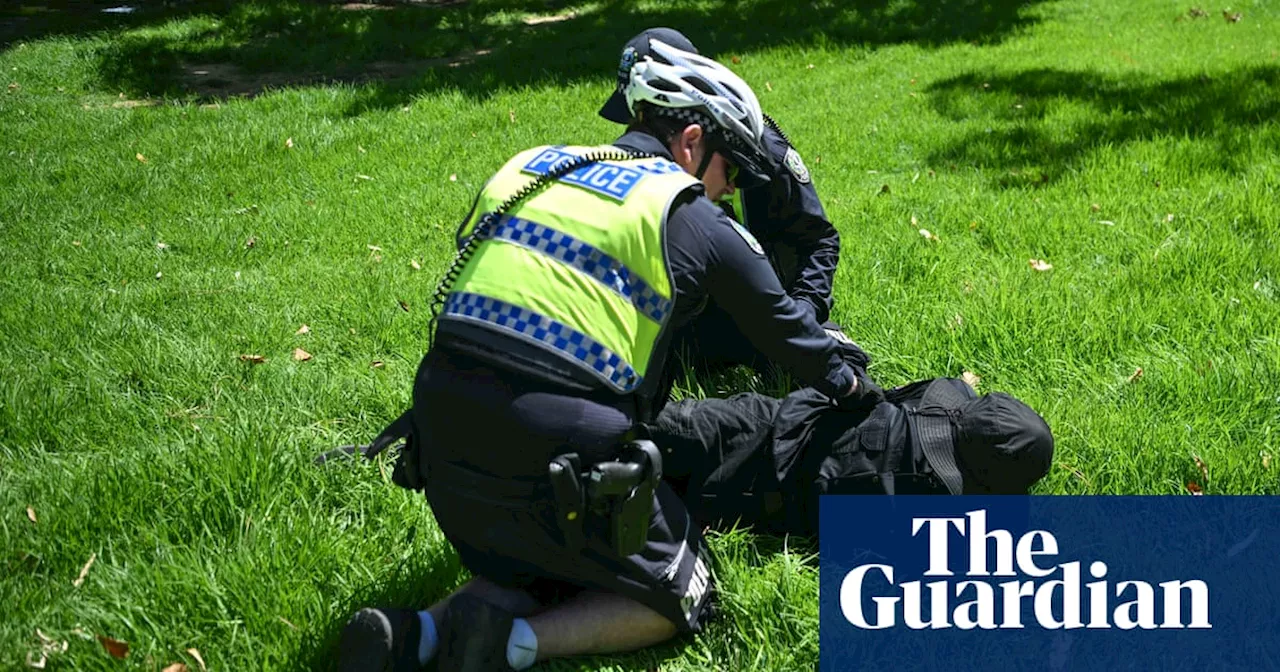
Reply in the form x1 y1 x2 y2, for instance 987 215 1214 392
840 510 1211 631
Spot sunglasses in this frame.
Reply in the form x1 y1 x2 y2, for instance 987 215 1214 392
723 155 740 185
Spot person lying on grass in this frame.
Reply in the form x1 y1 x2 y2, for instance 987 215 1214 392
646 377 1055 537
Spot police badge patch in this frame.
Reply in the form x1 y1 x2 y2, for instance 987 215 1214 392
784 147 811 184
730 219 765 256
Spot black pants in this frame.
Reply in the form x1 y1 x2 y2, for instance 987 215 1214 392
412 348 715 632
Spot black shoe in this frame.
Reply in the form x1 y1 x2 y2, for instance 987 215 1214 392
438 593 516 672
338 607 423 672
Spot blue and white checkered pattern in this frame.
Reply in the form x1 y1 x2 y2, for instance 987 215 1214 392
443 291 642 393
491 215 671 323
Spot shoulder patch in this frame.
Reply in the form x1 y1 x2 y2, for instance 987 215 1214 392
729 218 765 256
784 147 811 184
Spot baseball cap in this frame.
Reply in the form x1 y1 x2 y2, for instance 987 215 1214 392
598 27 698 123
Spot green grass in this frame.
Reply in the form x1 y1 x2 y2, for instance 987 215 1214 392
2 0 1278 668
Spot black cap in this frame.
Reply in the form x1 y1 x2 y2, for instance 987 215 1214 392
599 27 698 124
909 379 1054 495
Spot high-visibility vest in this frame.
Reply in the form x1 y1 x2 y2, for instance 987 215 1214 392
439 144 700 395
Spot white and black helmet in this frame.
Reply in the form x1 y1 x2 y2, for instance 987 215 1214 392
624 39 771 188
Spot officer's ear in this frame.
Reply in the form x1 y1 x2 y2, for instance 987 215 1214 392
668 123 706 176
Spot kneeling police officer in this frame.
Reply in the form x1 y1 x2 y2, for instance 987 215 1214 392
338 39 878 672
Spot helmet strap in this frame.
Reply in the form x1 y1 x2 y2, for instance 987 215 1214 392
694 145 715 180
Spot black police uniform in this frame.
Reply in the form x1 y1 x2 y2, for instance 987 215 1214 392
415 129 856 632
674 117 859 375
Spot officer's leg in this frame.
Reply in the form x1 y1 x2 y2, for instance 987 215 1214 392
528 590 676 660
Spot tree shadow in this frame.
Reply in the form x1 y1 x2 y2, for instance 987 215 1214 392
924 66 1280 188
8 0 1049 110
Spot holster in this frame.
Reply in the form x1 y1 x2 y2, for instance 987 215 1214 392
548 440 662 557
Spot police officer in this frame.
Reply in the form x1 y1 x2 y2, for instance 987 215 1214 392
599 28 868 378
338 40 879 672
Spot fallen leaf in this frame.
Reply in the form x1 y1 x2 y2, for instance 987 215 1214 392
371 360 385 369
397 300 410 312
1127 367 1144 383
162 664 188 672
508 108 516 123
26 507 36 523
918 228 939 242
293 348 312 362
25 652 45 669
1261 451 1271 470
243 236 256 249
1029 259 1053 272
7 82 18 92
367 244 382 252
448 174 457 182
1186 481 1203 495
1099 220 1115 226
356 174 373 181
910 214 918 227
136 153 147 163
928 169 935 178
409 259 422 271
961 371 982 389
278 616 299 630
1192 454 1209 482
806 64 815 69
1189 7 1207 18
239 354 266 364
358 145 366 153
72 241 81 246
285 137 294 149
73 552 96 587
155 271 163 280
186 648 206 671
1090 203 1101 212
950 314 964 329
764 81 773 92
295 324 310 335
71 628 92 641
878 184 890 195
98 635 128 659
731 55 742 64
1165 213 1175 222
968 221 978 231
156 241 168 250
1223 10 1242 22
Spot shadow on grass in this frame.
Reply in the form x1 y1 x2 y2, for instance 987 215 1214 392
6 0 1048 109
924 66 1280 187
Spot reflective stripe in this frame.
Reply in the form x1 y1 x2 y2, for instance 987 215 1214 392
491 215 671 323
443 292 642 393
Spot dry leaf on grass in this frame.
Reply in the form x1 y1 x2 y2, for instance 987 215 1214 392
371 361 385 369
1127 367 1144 383
1029 259 1053 272
295 324 310 335
358 145 366 154
293 348 312 362
285 137 294 149
1192 454 1209 482
239 354 266 364
409 259 422 271
1223 10 1242 22
136 153 147 163
367 244 382 252
1090 203 1100 212
162 663 188 672
278 616 299 630
731 55 742 64
398 300 410 312
508 108 516 123
98 635 129 659
1261 451 1272 470
156 241 168 250
27 507 36 523
910 214 918 227
765 81 773 92
7 82 18 92
1186 482 1204 496
245 236 257 248
448 174 457 182
356 174 373 182
73 552 96 587
918 228 939 242
962 371 981 389
187 648 207 671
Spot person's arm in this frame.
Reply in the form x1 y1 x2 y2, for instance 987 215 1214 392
668 197 855 399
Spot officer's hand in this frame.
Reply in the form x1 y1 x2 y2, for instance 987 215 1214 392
828 328 872 370
837 367 885 411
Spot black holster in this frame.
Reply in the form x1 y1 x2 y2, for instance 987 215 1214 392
548 440 662 557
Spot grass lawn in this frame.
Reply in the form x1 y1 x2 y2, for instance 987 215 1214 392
2 0 1278 669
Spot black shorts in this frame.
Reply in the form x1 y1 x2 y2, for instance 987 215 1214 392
412 348 716 632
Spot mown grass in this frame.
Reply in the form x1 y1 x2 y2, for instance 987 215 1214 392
1 0 1278 669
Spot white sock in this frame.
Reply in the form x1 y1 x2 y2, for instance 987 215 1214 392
506 617 537 671
416 611 439 665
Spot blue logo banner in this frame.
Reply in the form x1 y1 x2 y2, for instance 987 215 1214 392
819 496 1280 671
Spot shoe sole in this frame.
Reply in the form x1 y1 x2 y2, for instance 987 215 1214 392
338 608 396 672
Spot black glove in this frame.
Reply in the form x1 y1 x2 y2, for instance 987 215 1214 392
836 366 885 411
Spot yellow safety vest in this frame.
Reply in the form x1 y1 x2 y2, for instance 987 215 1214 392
440 144 699 394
